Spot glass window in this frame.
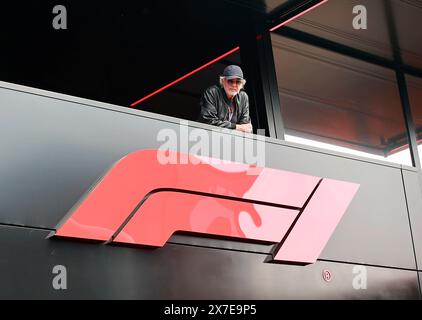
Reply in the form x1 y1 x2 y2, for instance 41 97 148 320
139 50 242 121
271 34 412 166
286 0 393 60
392 1 422 70
406 74 422 168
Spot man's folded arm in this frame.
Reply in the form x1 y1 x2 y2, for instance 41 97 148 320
238 93 251 125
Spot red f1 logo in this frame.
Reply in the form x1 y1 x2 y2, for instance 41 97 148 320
51 149 359 264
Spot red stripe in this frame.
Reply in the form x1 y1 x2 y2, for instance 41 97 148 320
130 47 240 107
129 1 328 107
269 0 328 32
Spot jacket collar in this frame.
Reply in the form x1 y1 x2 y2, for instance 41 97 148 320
219 86 239 106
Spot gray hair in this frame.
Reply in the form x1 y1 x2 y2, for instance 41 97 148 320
219 76 246 89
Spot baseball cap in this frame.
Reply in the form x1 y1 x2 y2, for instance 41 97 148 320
222 65 244 80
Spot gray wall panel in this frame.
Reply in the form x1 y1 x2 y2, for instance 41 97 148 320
0 225 419 299
402 170 422 271
263 144 416 269
0 84 419 270
0 87 177 228
420 272 422 296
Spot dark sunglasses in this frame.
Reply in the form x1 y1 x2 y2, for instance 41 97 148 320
227 79 243 85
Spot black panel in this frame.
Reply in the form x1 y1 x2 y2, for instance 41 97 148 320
0 0 259 116
0 225 419 299
419 272 422 297
262 142 416 269
402 169 422 271
0 83 418 270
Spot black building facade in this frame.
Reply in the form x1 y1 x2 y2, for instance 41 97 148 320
0 0 421 299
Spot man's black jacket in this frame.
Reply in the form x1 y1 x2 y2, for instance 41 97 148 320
197 85 250 129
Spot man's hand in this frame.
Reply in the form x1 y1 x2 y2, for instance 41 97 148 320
236 123 253 133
